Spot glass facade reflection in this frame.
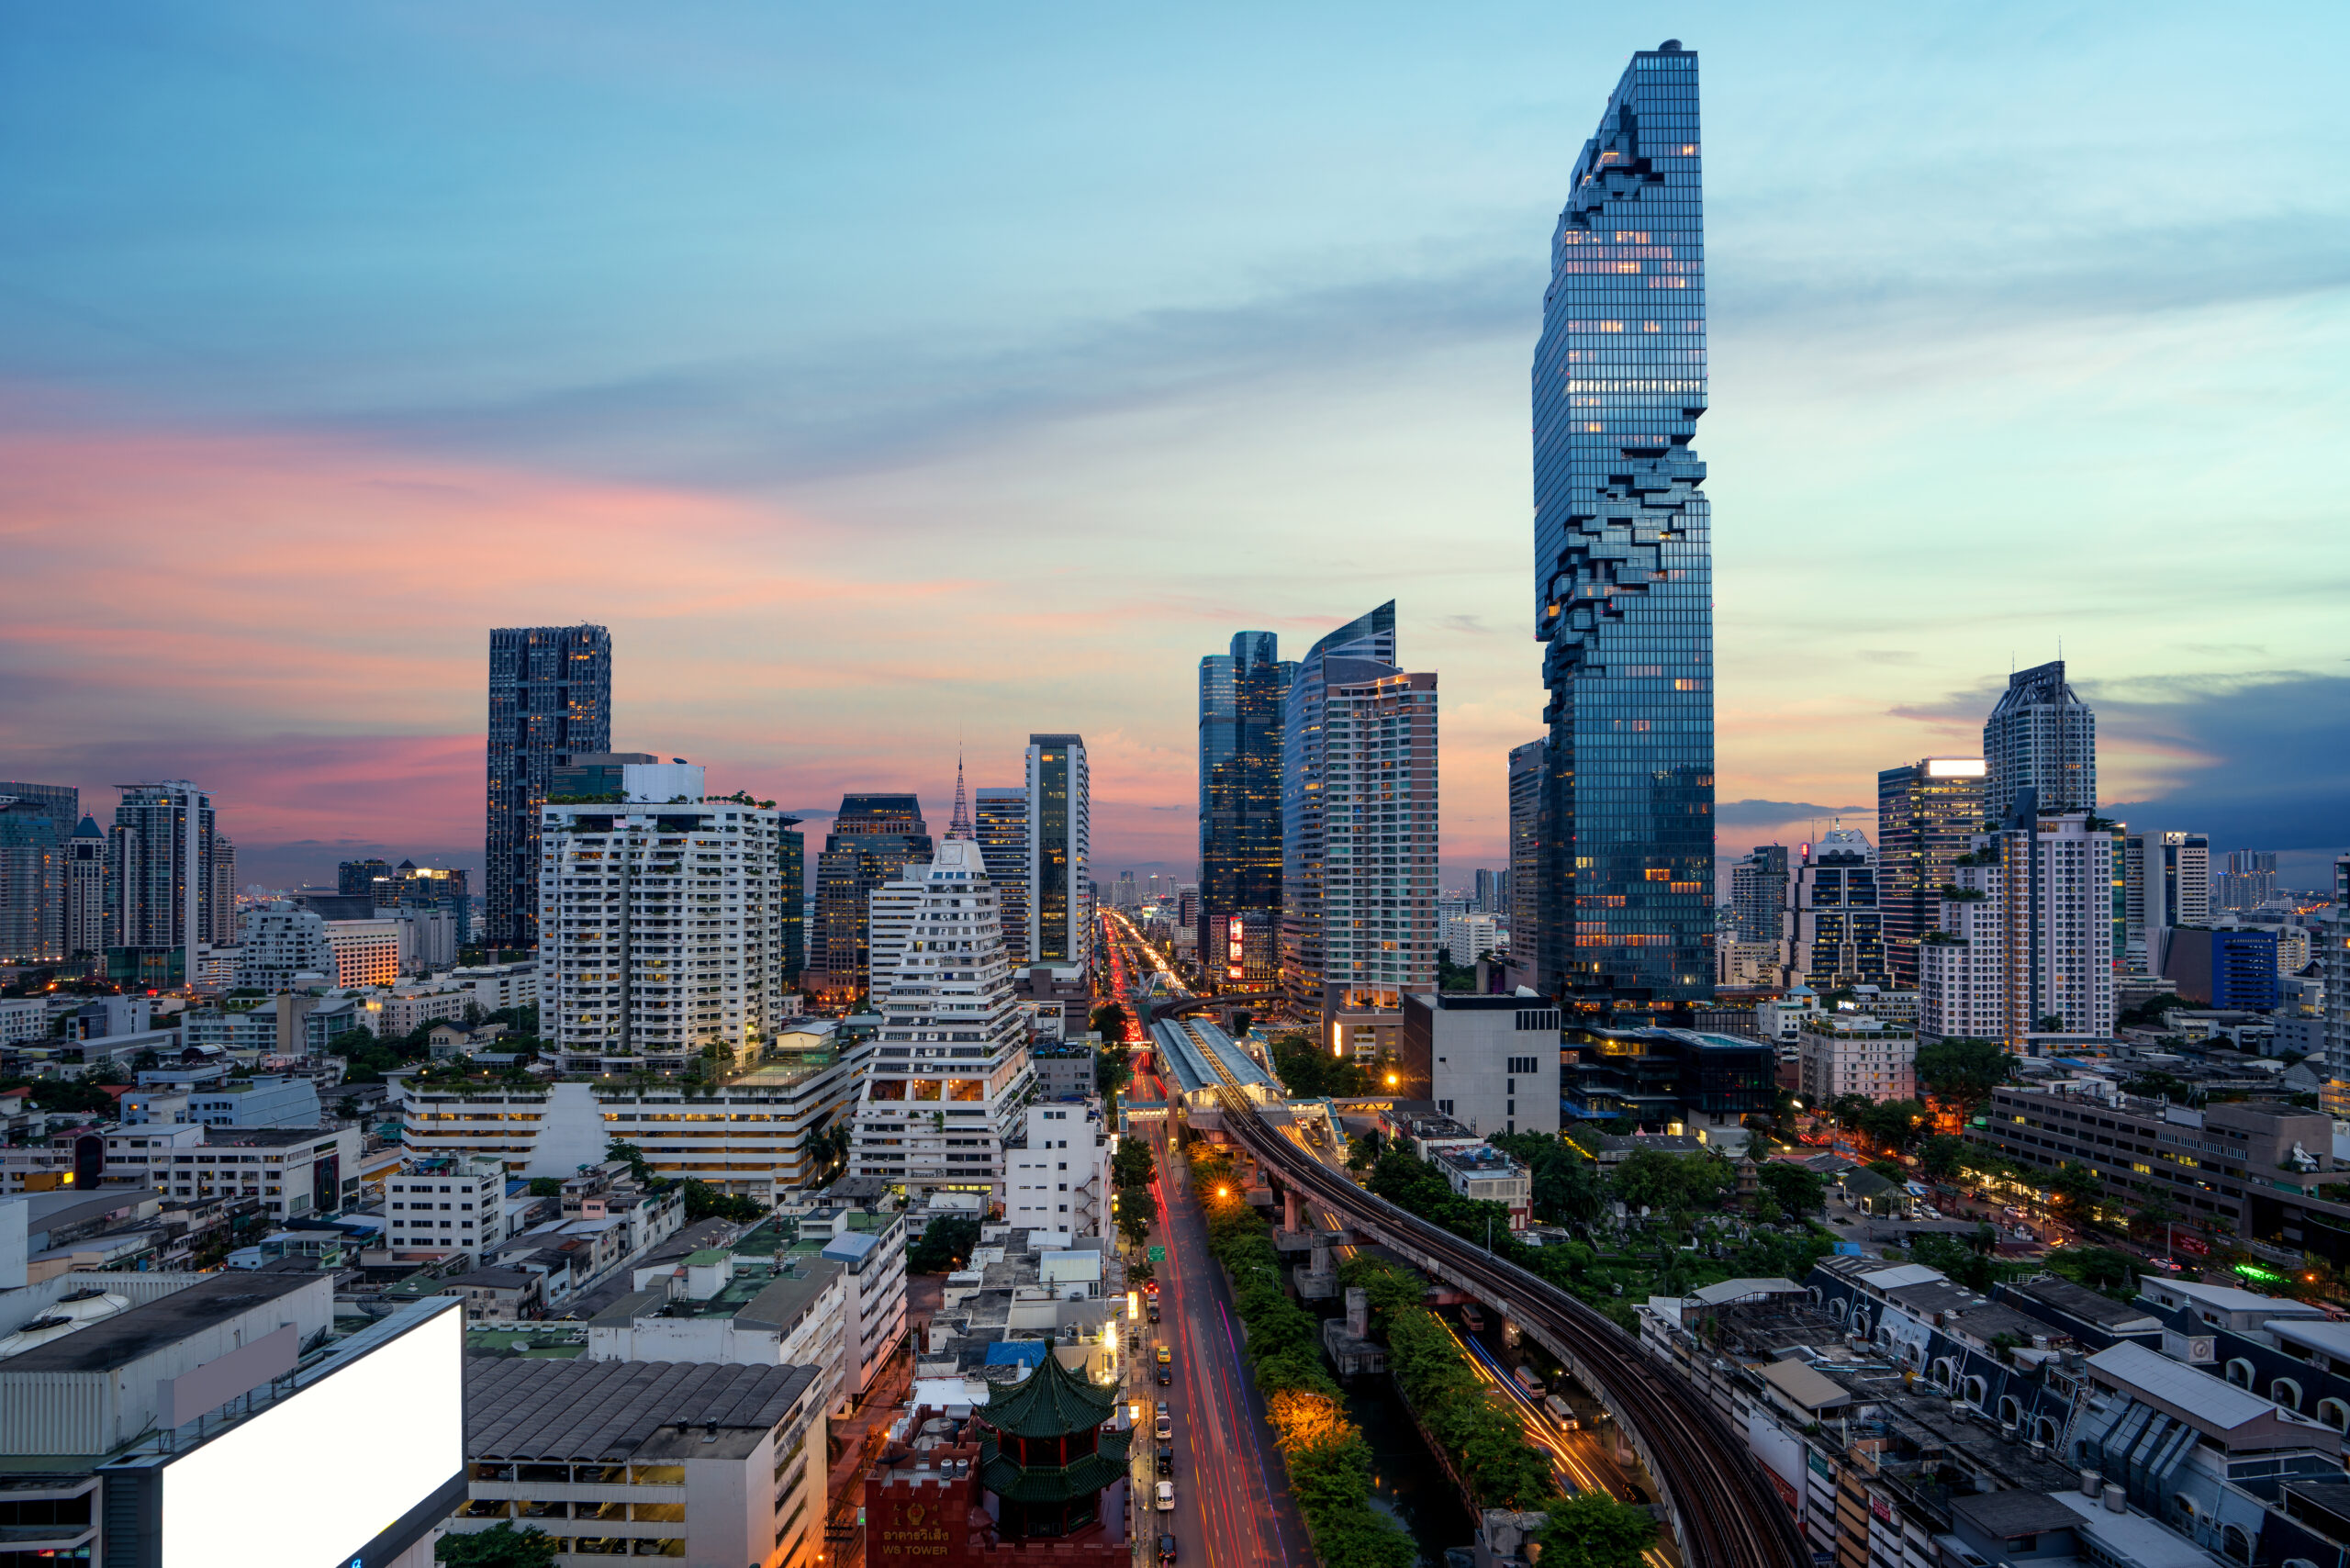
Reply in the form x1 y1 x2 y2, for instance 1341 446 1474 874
1198 632 1292 988
1531 42 1712 1003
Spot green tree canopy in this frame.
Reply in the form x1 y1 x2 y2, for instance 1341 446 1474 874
1534 1491 1657 1568
1916 1038 2011 1115
1611 1149 1733 1215
1755 1161 1825 1217
436 1524 558 1568
908 1213 981 1273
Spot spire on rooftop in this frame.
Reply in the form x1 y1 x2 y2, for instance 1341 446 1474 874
947 748 973 840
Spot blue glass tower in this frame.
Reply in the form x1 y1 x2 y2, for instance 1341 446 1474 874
1531 41 1712 1005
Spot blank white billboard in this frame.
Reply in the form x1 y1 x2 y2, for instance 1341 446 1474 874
162 1302 464 1568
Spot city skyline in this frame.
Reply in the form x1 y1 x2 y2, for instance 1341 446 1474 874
4 6 2344 891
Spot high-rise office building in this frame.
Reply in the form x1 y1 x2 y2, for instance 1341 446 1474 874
65 815 106 956
975 787 1029 964
210 834 239 946
2123 829 2209 978
1876 757 1988 987
486 623 612 948
1728 845 1788 946
538 759 786 1064
107 781 224 988
1777 827 1889 990
1983 660 2096 820
1919 801 2116 1048
778 814 805 986
339 857 394 897
1472 868 1505 914
1025 735 1090 977
1199 631 1292 991
850 836 1036 1201
1530 41 1715 1007
1280 602 1439 1052
810 794 933 1004
0 791 68 963
1281 601 1395 1014
1507 738 1546 969
2214 850 2278 913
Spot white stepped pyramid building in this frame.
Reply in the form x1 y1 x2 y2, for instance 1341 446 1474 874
848 834 1035 1202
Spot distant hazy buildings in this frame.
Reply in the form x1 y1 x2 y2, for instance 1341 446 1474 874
1983 659 2096 820
1199 632 1292 990
1025 734 1090 980
1876 757 1988 987
1279 601 1439 1056
809 794 932 1005
486 624 611 950
2214 850 2278 915
1530 41 1715 1007
106 781 229 989
0 787 71 962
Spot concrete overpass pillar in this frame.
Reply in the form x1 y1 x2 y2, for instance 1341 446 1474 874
1283 1188 1303 1232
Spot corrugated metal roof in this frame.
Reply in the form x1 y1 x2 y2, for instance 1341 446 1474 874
466 1358 814 1459
2087 1341 2278 1431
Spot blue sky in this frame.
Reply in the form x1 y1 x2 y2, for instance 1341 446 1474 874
3 2 2344 890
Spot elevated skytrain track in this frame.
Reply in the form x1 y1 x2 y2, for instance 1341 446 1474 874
1210 1084 1809 1568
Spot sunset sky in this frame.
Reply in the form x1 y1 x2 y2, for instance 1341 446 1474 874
4 3 2344 892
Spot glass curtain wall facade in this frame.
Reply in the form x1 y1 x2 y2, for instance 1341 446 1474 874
1530 42 1713 1006
810 794 933 1005
487 624 612 947
1876 758 1987 987
1280 602 1396 1010
1199 632 1292 990
1507 739 1546 964
1983 660 2096 821
1024 736 1089 972
976 788 1029 964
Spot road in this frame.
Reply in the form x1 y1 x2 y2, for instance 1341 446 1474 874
1128 1121 1305 1568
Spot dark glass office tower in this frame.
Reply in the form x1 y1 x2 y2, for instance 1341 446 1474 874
487 624 611 947
976 788 1030 964
1199 632 1292 990
1025 736 1089 971
811 793 932 1004
1531 41 1712 1006
778 815 805 986
1876 757 1987 987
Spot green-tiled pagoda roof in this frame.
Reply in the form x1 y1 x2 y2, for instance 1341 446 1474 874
977 1350 1116 1439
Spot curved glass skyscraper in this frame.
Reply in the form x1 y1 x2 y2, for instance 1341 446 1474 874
1530 41 1713 1004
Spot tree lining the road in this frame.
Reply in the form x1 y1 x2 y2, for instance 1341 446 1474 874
1186 1146 1415 1568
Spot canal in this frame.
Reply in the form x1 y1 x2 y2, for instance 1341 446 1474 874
1341 1368 1475 1568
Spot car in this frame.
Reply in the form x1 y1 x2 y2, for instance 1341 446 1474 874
1156 1481 1176 1512
1147 1304 1160 1324
1156 1444 1174 1477
1155 1343 1171 1365
1158 1534 1178 1563
2150 1256 2183 1272
1155 1414 1172 1440
1156 1364 1171 1386
1143 1279 1160 1297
